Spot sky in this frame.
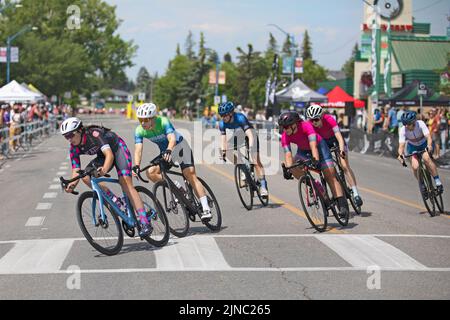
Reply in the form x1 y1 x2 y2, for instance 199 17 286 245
105 0 450 81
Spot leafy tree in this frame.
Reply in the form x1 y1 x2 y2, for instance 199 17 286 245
301 59 327 90
342 43 359 79
184 30 196 61
301 30 312 61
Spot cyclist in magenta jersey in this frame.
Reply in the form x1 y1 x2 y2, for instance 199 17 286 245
218 101 268 198
133 103 212 221
60 117 153 238
279 111 349 218
306 104 363 207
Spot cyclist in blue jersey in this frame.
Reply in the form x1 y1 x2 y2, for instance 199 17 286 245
133 103 212 221
218 102 268 198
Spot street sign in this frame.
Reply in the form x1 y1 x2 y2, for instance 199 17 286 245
221 95 227 103
418 83 427 96
138 92 146 101
282 57 294 75
214 96 221 105
64 92 72 99
127 95 134 102
294 58 303 74
209 71 226 85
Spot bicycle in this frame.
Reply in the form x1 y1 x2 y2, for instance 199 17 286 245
283 158 348 233
135 153 222 238
224 140 269 211
329 146 362 215
401 149 444 217
60 166 170 256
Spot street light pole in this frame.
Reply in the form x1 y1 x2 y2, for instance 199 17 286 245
267 24 297 83
6 25 38 83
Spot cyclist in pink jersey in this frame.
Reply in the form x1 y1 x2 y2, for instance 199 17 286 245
279 111 349 218
306 104 363 207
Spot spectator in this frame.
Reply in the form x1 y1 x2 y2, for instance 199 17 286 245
210 111 218 129
28 102 41 122
332 110 338 122
428 108 441 158
9 102 24 152
438 107 449 156
0 104 6 160
372 108 384 134
384 104 398 135
397 106 407 130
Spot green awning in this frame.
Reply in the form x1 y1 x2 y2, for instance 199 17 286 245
392 39 450 72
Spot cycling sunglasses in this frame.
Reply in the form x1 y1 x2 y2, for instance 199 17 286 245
139 117 155 124
63 132 75 140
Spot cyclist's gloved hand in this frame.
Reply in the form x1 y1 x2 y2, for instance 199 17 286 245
282 164 293 180
162 149 172 163
221 149 227 162
132 165 140 177
310 159 320 171
340 150 346 159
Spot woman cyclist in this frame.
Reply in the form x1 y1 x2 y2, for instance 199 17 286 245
306 104 363 207
397 111 444 195
132 103 212 221
279 111 349 218
61 117 153 238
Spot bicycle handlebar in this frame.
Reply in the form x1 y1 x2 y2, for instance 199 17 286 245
133 153 180 184
400 148 432 168
60 164 111 195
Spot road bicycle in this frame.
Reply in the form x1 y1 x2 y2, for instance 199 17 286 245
329 146 362 215
135 154 222 238
224 140 269 211
401 149 444 217
283 158 348 232
60 166 170 256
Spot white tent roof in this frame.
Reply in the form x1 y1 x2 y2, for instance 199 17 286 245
0 80 44 102
276 79 328 103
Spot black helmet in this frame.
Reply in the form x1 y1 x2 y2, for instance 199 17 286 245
278 112 300 127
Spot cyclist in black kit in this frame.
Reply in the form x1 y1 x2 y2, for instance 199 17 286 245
60 117 153 237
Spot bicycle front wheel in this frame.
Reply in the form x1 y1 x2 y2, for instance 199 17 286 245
419 168 436 217
298 175 328 232
153 181 190 238
234 165 254 211
136 186 170 247
76 191 123 256
197 177 222 232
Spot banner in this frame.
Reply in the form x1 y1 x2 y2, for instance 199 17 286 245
294 58 303 74
0 47 19 63
282 57 294 75
209 71 226 85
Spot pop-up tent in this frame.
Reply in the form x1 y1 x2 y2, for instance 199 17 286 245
321 86 365 108
276 79 328 103
0 80 44 102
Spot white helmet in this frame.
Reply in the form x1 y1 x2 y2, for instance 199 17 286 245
60 117 82 135
137 103 157 119
306 104 324 120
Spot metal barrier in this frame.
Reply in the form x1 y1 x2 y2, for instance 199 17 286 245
0 116 62 161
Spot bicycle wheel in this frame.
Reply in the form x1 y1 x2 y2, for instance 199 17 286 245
418 168 436 217
298 175 328 232
136 186 170 247
76 191 123 256
197 177 222 231
332 175 350 226
234 165 253 211
338 169 361 216
436 191 444 214
153 181 190 238
253 167 269 207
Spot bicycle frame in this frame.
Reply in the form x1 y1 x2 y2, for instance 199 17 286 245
90 177 139 228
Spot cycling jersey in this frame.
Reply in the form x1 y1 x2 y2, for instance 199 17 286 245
310 114 340 140
399 120 430 147
135 116 183 152
69 127 132 177
281 120 322 151
219 113 253 135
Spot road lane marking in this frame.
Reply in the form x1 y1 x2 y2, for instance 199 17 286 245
359 186 426 211
154 237 231 271
36 203 52 210
43 192 58 199
25 217 46 227
49 184 61 190
316 235 428 270
204 164 345 234
0 239 74 274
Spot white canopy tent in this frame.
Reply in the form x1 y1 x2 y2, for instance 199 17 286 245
0 80 44 102
276 79 328 103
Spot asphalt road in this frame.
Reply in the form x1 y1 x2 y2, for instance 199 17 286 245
0 114 449 300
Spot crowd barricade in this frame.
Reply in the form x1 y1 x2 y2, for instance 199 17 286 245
0 116 63 161
347 128 399 158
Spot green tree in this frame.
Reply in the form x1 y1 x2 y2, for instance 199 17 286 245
342 43 359 79
136 67 152 98
301 59 327 90
184 30 196 61
302 30 312 61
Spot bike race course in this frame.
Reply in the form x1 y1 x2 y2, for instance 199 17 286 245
0 115 449 300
